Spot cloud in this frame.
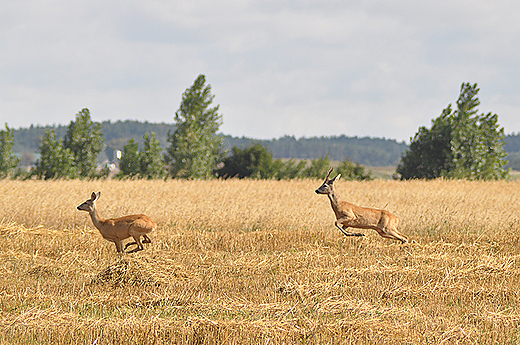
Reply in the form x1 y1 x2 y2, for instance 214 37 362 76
1 0 520 141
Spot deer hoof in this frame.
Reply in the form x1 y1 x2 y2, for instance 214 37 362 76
126 247 143 254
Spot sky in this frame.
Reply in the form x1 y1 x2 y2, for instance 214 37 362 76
1 1 519 143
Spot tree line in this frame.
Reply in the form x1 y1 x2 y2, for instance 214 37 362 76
0 75 372 181
0 79 513 180
12 122 520 170
12 124 407 167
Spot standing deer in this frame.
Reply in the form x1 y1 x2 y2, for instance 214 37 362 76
77 192 156 253
315 168 408 243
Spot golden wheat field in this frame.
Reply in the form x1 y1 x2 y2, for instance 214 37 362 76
0 178 520 344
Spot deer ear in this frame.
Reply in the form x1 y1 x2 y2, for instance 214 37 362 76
333 174 341 182
91 192 100 201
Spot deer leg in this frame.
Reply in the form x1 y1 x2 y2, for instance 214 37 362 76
124 241 137 251
126 236 144 253
114 240 124 253
125 235 152 253
374 226 408 244
385 228 408 244
125 234 151 251
375 215 408 244
126 246 143 253
335 219 364 237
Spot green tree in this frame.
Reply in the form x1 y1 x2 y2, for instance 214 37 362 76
140 132 166 179
216 143 274 179
118 138 140 178
64 108 105 178
166 74 224 179
336 159 373 181
397 82 508 180
274 159 306 180
216 143 311 180
447 84 508 179
302 155 331 178
34 129 77 180
396 107 452 179
0 124 20 178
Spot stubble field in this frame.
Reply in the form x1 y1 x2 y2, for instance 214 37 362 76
0 178 519 344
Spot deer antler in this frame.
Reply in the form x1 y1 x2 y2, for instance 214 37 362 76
325 167 334 180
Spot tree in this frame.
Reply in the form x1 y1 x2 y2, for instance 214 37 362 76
216 143 311 180
64 108 105 178
397 82 508 180
396 107 452 179
0 124 19 178
118 132 167 179
274 159 306 180
34 129 77 180
301 156 331 178
139 132 166 179
165 74 224 179
336 159 373 181
216 143 274 179
448 84 508 179
118 138 140 178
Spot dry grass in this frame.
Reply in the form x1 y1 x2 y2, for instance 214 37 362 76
0 179 520 344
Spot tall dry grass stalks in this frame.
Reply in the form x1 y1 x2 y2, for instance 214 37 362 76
0 179 519 344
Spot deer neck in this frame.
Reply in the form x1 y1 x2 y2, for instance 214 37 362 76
327 188 342 212
89 205 105 230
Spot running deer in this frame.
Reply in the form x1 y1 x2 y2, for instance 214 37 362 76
77 192 156 253
315 168 408 243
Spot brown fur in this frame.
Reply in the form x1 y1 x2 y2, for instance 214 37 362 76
315 168 408 243
77 192 156 253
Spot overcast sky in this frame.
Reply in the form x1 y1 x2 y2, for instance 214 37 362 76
1 1 519 142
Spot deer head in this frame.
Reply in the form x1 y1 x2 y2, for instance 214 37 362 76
315 168 341 195
77 192 101 212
